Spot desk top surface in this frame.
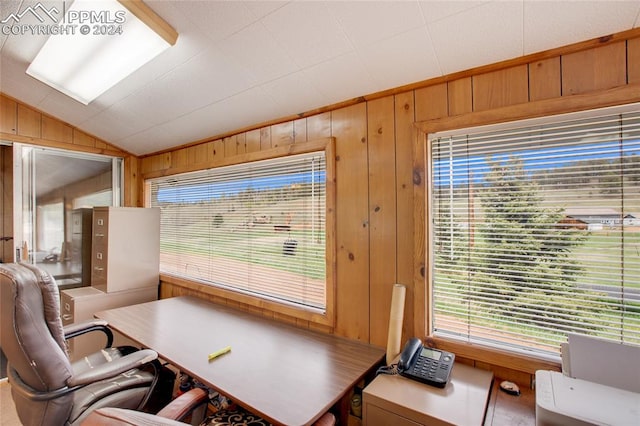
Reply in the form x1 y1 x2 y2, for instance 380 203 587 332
96 296 385 426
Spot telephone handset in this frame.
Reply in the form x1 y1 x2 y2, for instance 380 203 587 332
397 337 455 388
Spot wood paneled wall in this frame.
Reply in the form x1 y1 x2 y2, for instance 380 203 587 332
140 30 640 381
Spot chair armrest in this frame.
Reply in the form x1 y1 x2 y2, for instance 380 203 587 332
64 319 114 348
81 407 186 426
157 387 209 420
313 412 336 426
67 349 158 387
81 388 210 426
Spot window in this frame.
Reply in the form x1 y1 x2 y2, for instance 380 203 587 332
147 149 329 313
429 105 640 358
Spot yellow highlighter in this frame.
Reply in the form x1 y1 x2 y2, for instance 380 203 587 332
208 346 231 361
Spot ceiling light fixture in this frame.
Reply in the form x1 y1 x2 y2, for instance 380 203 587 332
26 0 177 105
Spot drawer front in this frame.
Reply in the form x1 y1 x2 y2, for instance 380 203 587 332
91 254 107 289
60 295 74 326
92 211 109 246
72 214 83 234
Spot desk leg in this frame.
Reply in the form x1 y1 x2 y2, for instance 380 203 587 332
338 393 351 425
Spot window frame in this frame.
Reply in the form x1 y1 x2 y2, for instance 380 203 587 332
415 90 640 374
143 138 336 327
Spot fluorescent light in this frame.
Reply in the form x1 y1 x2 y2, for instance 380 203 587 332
26 0 177 105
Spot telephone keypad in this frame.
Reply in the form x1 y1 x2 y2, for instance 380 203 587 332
405 353 454 387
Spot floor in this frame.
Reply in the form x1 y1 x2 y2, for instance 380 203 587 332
0 376 536 426
0 380 20 426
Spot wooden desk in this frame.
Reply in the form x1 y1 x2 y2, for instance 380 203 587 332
362 363 493 425
95 296 385 425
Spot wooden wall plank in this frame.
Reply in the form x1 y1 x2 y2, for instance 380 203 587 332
562 41 627 95
293 118 307 143
245 130 261 153
529 57 561 101
473 65 529 111
188 143 208 165
17 104 41 138
0 95 17 134
73 129 95 147
208 139 224 162
260 127 271 150
42 115 73 143
202 141 215 163
394 91 415 342
367 96 397 348
307 112 332 140
415 83 448 121
224 135 237 157
172 148 188 168
332 103 370 341
124 155 139 207
236 133 247 155
628 38 640 84
271 121 294 147
447 77 472 116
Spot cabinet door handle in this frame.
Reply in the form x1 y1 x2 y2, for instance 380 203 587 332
94 267 104 271
62 314 73 321
95 233 105 237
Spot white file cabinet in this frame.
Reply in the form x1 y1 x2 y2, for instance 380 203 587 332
91 207 160 293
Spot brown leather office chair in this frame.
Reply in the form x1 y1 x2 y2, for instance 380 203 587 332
83 387 337 426
0 262 160 426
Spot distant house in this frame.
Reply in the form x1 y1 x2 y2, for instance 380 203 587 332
560 208 626 230
623 213 639 227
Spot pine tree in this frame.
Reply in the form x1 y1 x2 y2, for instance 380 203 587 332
468 156 600 332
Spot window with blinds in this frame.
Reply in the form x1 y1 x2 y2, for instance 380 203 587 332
147 151 327 312
430 106 640 358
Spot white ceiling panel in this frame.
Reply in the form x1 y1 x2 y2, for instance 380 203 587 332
523 1 640 55
218 21 299 85
428 0 524 75
302 50 378 105
418 1 489 24
358 26 441 89
171 0 257 43
329 1 426 49
0 1 637 156
261 1 354 69
261 72 329 117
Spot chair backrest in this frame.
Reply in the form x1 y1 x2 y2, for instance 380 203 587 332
0 262 75 424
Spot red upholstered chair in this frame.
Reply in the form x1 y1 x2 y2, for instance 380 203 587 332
82 387 337 426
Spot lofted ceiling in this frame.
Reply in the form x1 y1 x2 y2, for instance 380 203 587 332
1 0 639 157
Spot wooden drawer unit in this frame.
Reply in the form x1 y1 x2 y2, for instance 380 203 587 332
90 207 160 293
363 363 493 426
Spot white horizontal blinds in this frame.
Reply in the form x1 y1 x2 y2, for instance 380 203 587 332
431 110 640 357
149 151 327 311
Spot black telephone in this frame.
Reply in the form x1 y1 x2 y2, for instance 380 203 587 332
397 338 455 388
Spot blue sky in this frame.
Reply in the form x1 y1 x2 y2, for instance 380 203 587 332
433 139 640 188
156 170 326 203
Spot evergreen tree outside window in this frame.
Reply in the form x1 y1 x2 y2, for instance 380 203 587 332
430 106 640 358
